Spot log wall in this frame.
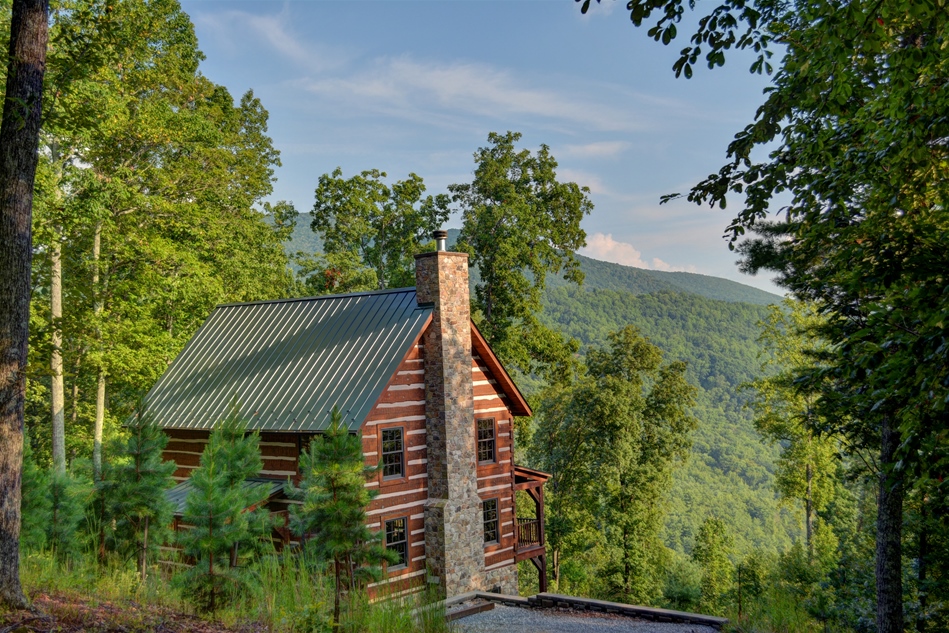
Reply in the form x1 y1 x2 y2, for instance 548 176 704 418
472 353 517 576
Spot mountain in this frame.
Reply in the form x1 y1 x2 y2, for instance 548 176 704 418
541 285 796 555
443 228 780 305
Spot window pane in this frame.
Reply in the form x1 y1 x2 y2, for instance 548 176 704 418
482 498 499 544
381 428 404 479
385 517 408 568
477 418 495 464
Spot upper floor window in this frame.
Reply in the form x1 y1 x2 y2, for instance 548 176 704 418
477 418 496 464
385 517 408 568
483 498 499 544
381 427 404 479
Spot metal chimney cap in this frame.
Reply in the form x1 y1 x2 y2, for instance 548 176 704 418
433 229 448 251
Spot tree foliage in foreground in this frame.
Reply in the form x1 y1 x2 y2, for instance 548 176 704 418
98 406 175 580
744 301 841 557
584 0 949 629
0 0 49 609
287 407 394 629
20 0 291 473
177 409 272 613
531 325 696 604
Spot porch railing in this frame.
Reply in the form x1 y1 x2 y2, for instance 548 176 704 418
516 517 541 548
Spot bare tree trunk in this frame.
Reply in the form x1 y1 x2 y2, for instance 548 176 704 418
805 462 814 560
50 229 66 473
0 0 50 610
876 415 904 633
140 515 149 582
333 558 341 628
92 222 105 480
917 499 928 633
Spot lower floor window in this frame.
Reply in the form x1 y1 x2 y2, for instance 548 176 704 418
482 498 499 544
385 517 408 568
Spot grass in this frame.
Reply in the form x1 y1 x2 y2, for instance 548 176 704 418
727 587 824 633
18 549 452 633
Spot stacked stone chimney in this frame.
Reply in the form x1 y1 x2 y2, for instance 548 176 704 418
415 231 486 596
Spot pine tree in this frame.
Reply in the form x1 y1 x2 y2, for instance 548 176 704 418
287 406 394 628
46 468 86 562
100 406 175 580
20 435 50 552
176 407 271 612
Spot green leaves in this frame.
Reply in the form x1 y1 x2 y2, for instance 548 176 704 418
451 131 591 381
533 325 696 603
286 407 393 626
309 167 449 292
177 407 271 612
97 405 175 572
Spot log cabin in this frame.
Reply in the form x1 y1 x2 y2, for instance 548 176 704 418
143 232 548 597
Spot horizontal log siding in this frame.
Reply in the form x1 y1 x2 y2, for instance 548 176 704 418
362 342 428 588
473 355 517 572
162 429 308 482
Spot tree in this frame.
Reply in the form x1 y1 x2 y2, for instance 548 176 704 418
176 408 271 612
450 131 591 380
45 468 85 561
583 1 949 629
21 0 291 475
310 167 450 291
744 301 839 557
19 435 49 552
287 407 394 628
532 325 696 603
692 516 734 617
0 0 49 609
99 406 175 580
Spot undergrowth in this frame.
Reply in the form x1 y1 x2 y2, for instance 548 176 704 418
19 549 452 632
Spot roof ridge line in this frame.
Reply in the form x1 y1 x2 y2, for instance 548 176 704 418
216 286 419 309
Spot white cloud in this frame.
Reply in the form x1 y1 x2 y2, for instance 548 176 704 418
558 168 610 195
561 141 629 158
301 56 643 132
581 233 697 272
193 7 349 73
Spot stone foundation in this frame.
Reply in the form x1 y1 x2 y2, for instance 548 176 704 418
485 563 519 595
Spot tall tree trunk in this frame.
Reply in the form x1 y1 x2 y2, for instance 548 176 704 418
92 221 105 481
917 499 928 633
876 415 904 633
333 558 341 628
50 229 66 472
0 0 50 610
139 515 149 582
805 462 814 560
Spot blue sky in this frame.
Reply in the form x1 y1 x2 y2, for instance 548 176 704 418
181 0 781 293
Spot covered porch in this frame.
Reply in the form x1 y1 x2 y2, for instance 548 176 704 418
513 465 550 592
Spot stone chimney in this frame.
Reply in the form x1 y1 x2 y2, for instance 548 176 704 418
415 231 486 596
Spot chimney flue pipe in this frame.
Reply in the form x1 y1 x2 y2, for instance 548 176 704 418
433 229 448 252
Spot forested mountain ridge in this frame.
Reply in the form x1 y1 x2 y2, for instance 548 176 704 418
541 285 797 556
546 253 781 306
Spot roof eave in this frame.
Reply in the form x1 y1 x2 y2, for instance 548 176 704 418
469 321 532 417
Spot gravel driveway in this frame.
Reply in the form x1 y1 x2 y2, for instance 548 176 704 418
454 604 721 633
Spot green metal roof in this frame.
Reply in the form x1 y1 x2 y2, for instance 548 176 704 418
144 288 431 432
166 478 285 517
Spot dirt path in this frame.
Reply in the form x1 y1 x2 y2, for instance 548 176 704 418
0 593 261 633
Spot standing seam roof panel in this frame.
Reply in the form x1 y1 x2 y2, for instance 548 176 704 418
144 289 431 432
301 292 396 430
